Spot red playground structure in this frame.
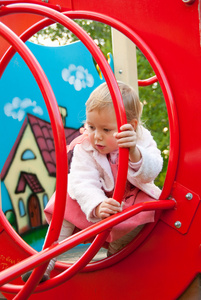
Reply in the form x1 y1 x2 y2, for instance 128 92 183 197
0 0 201 299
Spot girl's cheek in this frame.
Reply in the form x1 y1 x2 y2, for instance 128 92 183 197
88 133 94 144
107 136 118 148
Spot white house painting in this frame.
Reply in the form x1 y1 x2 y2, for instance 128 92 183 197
0 40 112 250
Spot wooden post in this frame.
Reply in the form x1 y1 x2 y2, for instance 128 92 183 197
112 28 138 94
178 275 201 299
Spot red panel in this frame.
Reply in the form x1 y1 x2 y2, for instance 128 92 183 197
161 181 200 234
1 0 201 299
0 13 42 58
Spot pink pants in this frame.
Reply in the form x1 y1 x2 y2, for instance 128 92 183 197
44 188 155 243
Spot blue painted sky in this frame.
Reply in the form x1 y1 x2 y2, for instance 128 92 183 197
0 40 108 171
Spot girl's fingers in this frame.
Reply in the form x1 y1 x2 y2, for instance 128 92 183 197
100 212 110 219
117 136 135 144
102 205 122 214
105 198 121 207
115 130 136 141
98 199 123 219
120 124 133 131
102 199 122 213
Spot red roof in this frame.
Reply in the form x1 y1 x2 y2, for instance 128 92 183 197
15 172 44 193
1 114 80 179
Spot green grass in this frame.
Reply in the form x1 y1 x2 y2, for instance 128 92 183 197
21 225 48 251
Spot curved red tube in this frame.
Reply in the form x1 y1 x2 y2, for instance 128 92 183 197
138 76 158 86
0 4 179 297
0 5 129 298
0 21 68 298
1 9 179 200
0 199 175 289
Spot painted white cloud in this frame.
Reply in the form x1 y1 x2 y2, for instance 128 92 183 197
4 97 43 121
62 64 94 91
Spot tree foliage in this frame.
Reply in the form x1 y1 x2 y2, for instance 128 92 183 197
31 21 169 188
137 50 169 187
31 20 112 55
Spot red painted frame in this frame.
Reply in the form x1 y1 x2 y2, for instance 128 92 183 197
0 5 130 298
1 0 201 299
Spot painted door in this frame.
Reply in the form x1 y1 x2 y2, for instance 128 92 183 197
28 195 42 228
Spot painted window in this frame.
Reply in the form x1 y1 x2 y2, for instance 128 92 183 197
21 149 36 160
18 198 26 217
43 194 48 208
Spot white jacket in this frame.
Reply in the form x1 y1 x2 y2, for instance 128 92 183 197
68 126 163 222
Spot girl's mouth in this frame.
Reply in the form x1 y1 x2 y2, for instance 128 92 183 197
95 144 105 150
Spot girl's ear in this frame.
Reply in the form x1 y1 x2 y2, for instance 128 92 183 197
130 119 138 131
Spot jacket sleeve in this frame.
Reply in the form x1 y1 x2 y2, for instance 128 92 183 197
127 127 163 185
68 143 105 222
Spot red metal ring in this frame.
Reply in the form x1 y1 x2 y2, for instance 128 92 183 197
0 4 129 297
138 76 158 86
1 9 179 200
0 21 68 298
0 5 179 297
0 199 175 290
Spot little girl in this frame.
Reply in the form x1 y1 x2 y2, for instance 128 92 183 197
22 81 163 282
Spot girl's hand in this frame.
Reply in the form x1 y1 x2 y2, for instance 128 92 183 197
95 198 122 219
114 123 141 163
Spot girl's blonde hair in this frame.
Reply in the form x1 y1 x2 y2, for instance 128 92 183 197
86 81 142 129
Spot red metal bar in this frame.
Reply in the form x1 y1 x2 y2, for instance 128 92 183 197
0 18 50 77
65 11 179 201
0 21 69 298
0 6 179 297
0 8 179 201
0 19 68 256
1 23 158 87
0 5 129 298
0 210 162 294
0 0 65 10
0 6 179 298
0 3 129 204
138 76 158 86
0 199 175 290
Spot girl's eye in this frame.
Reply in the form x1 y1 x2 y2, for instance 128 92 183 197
88 125 95 130
104 128 111 132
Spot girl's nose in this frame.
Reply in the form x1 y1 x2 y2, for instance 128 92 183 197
94 130 102 140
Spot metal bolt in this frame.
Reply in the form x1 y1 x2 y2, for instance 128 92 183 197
185 193 193 200
182 0 196 4
119 70 123 74
174 221 182 228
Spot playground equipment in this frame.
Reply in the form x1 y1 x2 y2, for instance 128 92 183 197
0 0 201 299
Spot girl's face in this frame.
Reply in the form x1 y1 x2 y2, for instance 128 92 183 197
86 107 118 154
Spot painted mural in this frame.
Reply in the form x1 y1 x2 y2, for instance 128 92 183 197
0 40 112 250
